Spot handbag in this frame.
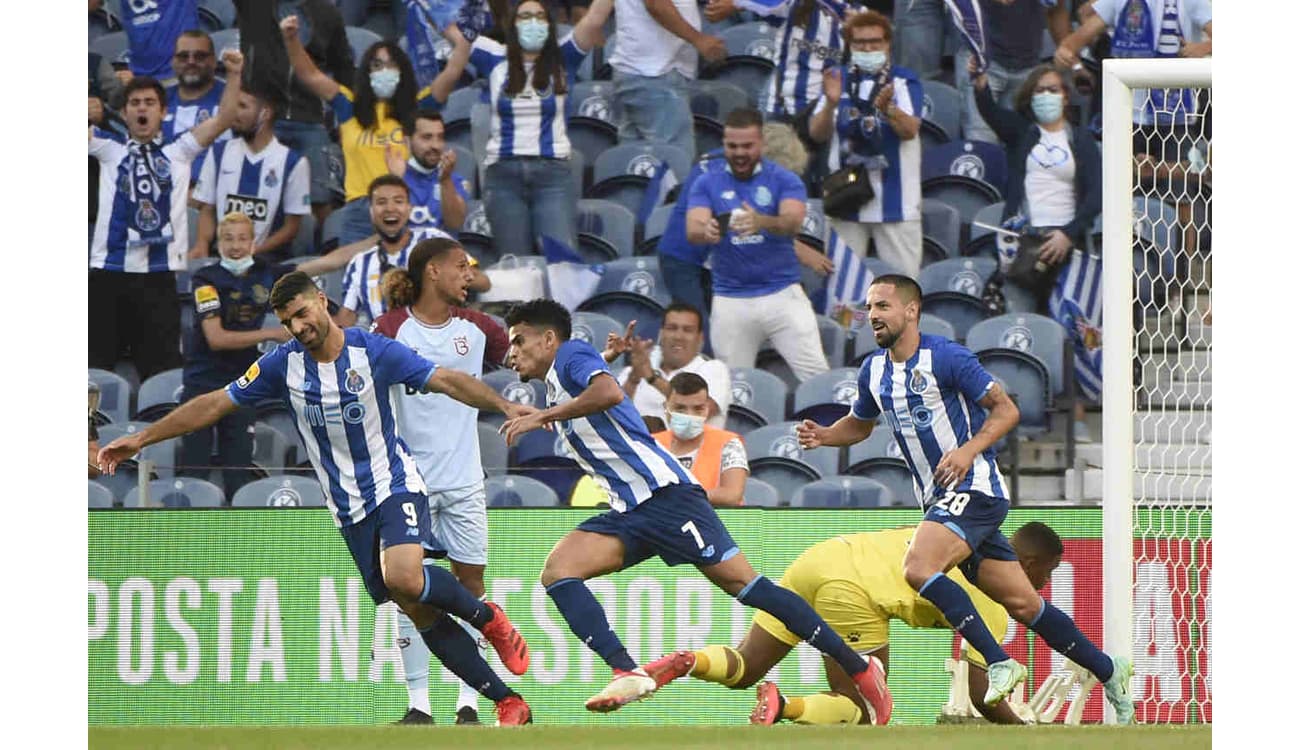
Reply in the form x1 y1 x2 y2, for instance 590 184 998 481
477 254 546 304
822 163 875 221
1006 229 1067 296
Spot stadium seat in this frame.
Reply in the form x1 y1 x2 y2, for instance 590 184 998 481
570 311 625 349
921 198 962 262
566 81 618 123
743 477 782 507
509 430 584 503
209 28 241 58
701 58 775 99
922 293 990 342
728 367 788 428
567 121 619 191
89 480 115 509
94 471 139 506
199 0 236 30
816 315 849 368
100 421 181 479
725 408 765 436
746 420 839 478
719 21 779 58
89 368 133 425
694 115 724 159
89 7 122 44
919 118 952 152
125 478 225 509
290 211 317 256
920 81 963 144
577 257 671 339
319 207 347 253
964 201 1006 259
749 458 821 504
921 176 1003 247
460 199 494 245
589 143 692 218
978 350 1052 434
230 476 327 508
921 140 1009 197
851 315 957 366
967 313 1068 400
918 257 998 337
639 204 676 254
443 83 487 127
485 474 561 508
800 199 827 250
690 79 754 120
477 423 509 477
576 293 666 343
134 368 184 421
791 367 861 425
345 26 383 62
255 410 309 468
90 31 129 64
577 199 636 260
791 476 895 509
481 370 547 429
251 421 297 475
845 422 915 503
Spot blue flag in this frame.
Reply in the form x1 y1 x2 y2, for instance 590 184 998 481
636 159 679 228
541 235 605 311
822 229 874 331
403 0 494 88
943 0 989 75
1049 250 1103 403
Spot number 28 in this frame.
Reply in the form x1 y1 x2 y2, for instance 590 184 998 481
935 491 970 516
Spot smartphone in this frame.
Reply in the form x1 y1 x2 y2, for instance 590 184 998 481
714 211 731 236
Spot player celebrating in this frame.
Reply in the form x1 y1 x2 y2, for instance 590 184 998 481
646 522 1066 725
98 271 535 726
373 238 509 725
790 274 1134 723
498 299 892 722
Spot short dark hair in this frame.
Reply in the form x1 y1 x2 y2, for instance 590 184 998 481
871 274 923 307
403 108 445 137
663 302 704 331
504 299 572 341
269 271 321 311
175 29 215 53
368 174 410 199
123 76 166 106
724 107 765 131
1013 521 1064 558
668 372 709 397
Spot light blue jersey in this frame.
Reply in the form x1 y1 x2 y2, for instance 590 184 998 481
851 334 1008 505
226 328 437 527
546 339 695 512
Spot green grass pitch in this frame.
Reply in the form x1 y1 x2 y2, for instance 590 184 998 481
90 725 1210 750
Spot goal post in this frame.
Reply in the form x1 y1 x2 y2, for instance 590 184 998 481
1101 57 1212 725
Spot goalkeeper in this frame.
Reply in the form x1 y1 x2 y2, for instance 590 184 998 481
645 522 1065 725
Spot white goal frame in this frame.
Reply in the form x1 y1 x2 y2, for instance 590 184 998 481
1101 57 1212 724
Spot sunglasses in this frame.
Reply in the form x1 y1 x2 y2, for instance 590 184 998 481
174 51 212 61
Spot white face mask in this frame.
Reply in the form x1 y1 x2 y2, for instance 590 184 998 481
667 411 706 440
219 255 255 275
370 68 400 99
851 50 888 74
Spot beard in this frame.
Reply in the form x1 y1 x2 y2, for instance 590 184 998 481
233 126 257 141
873 326 899 349
179 72 211 88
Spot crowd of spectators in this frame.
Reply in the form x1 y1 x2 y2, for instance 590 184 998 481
89 0 1210 501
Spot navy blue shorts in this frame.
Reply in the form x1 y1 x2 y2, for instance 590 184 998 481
923 490 1017 585
338 492 434 604
577 483 741 568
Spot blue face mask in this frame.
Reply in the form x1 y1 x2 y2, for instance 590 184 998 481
220 255 255 276
667 411 706 440
1031 92 1064 124
369 68 400 99
516 19 549 52
851 50 888 74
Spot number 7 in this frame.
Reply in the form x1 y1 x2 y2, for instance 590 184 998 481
681 520 705 550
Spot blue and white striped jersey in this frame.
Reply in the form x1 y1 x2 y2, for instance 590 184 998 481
340 227 452 324
226 328 437 527
193 137 311 247
851 334 1008 505
546 339 696 512
762 0 846 117
163 80 229 181
469 34 589 165
89 130 202 273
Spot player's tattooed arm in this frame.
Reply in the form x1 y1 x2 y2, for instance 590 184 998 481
935 383 1020 489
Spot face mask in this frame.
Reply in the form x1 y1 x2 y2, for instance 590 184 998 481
370 68 401 99
667 411 706 440
1031 92 1064 124
220 255 255 276
516 19 550 52
852 50 887 74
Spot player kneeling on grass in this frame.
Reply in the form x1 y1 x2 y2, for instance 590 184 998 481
499 299 891 722
645 522 1064 725
98 271 535 726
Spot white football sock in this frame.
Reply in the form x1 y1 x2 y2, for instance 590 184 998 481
396 608 432 716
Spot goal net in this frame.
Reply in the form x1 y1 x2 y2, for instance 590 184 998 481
1101 58 1212 725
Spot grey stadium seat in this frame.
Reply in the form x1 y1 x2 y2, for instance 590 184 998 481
745 422 839 501
477 422 509 477
135 368 184 421
791 367 861 425
125 478 225 508
967 313 1069 400
577 199 636 260
743 477 783 508
571 311 625 350
728 367 789 428
791 476 895 509
90 368 133 425
89 480 115 509
486 474 561 508
231 476 327 507
99 421 179 478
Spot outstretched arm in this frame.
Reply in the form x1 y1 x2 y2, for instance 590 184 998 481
427 24 471 105
280 14 342 101
189 50 245 147
425 367 512 413
96 390 238 474
573 0 616 51
500 372 624 445
797 414 874 449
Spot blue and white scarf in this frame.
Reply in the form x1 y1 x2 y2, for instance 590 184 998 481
404 0 494 89
114 138 175 262
1110 0 1197 125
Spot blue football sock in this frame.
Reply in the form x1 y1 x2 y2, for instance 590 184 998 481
737 576 868 676
1028 600 1114 682
418 615 512 703
918 573 1011 666
419 564 491 628
546 577 638 672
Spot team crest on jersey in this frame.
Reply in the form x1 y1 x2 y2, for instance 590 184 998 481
264 168 279 189
627 155 659 178
344 369 366 394
833 379 858 404
135 199 162 232
454 335 470 356
1000 323 1033 352
236 361 261 389
621 270 655 297
197 108 212 123
911 405 934 428
504 382 535 405
754 186 773 207
268 488 302 507
909 368 930 395
949 154 985 180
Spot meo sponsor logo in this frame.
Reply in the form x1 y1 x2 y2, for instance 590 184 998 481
225 194 270 222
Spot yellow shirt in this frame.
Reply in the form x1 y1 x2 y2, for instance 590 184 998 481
331 85 436 203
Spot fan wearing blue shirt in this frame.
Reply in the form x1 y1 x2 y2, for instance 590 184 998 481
389 110 471 233
685 108 829 383
97 271 540 726
498 299 891 721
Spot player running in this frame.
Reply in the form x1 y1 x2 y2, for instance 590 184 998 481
373 237 510 725
646 522 1065 725
498 299 892 722
97 271 535 725
791 274 1134 723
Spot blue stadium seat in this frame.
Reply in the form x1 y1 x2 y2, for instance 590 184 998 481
719 22 779 59
571 311 625 350
728 367 788 428
748 458 821 505
89 368 133 425
919 118 951 151
639 204 676 254
964 201 1006 259
485 474 561 508
746 421 839 479
481 369 547 429
577 257 672 338
921 140 1009 197
566 80 617 123
918 257 998 340
978 350 1052 434
125 478 226 509
690 79 754 120
135 368 184 422
743 477 782 507
791 476 895 508
920 80 963 145
791 367 861 425
921 176 1003 247
345 26 383 62
576 294 666 343
478 422 509 477
589 143 692 218
701 58 775 99
694 115 724 160
921 198 962 262
577 199 636 260
845 422 915 503
967 313 1068 400
89 480 115 509
508 431 584 503
231 476 327 507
